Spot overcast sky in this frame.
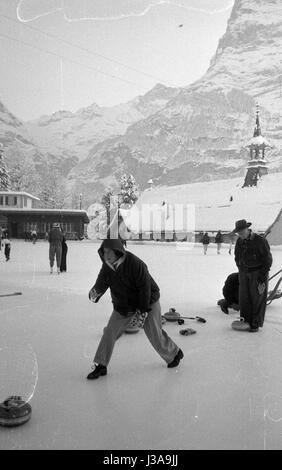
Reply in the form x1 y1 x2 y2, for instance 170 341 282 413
0 0 234 121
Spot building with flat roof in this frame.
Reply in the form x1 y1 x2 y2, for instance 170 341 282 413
0 191 40 209
0 191 89 239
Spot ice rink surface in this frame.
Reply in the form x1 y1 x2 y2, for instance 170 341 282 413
1 240 282 450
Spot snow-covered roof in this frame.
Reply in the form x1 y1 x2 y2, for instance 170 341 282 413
0 191 40 200
121 173 282 234
245 165 269 169
245 135 272 147
247 159 269 164
195 203 281 232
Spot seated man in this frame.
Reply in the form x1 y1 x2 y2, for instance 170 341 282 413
217 272 239 314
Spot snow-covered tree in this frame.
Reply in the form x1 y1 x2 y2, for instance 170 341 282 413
118 174 139 209
9 158 40 194
100 178 138 239
37 166 66 208
0 144 11 190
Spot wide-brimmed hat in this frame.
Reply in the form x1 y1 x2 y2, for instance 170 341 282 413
52 223 60 228
232 219 252 233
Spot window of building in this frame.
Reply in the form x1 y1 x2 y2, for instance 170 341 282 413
14 197 17 206
24 197 27 207
5 196 9 205
0 196 3 205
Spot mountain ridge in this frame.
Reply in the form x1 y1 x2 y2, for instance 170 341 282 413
1 0 282 208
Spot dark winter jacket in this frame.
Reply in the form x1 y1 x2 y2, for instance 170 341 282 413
201 234 210 245
48 228 63 245
90 239 160 316
215 232 223 243
223 272 239 306
234 231 272 282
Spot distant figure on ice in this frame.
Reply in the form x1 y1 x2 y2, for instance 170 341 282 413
31 229 37 244
228 231 236 255
233 219 272 332
215 230 223 254
87 239 184 380
2 234 11 261
48 223 63 274
217 272 239 314
60 232 68 273
201 232 210 255
230 195 233 202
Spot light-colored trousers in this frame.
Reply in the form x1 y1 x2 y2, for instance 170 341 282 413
49 243 62 268
94 300 179 367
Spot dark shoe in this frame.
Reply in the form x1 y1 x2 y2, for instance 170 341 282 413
167 349 184 368
87 364 107 380
249 327 259 333
220 304 229 314
218 299 229 314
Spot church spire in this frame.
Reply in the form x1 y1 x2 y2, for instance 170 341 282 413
253 103 261 137
242 104 272 188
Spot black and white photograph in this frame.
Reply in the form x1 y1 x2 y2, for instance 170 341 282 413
1 0 282 453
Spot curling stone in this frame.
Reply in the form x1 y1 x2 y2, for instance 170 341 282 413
0 396 32 427
125 326 140 334
163 308 181 322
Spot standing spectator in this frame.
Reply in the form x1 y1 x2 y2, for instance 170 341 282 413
233 219 272 332
0 226 2 251
201 232 210 255
31 229 37 244
228 231 236 255
87 239 183 380
48 223 63 274
215 230 223 254
60 233 68 273
2 233 11 261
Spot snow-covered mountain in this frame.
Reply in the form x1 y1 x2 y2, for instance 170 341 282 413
22 84 180 164
0 98 81 179
0 100 45 169
201 0 282 117
69 0 282 206
2 0 282 208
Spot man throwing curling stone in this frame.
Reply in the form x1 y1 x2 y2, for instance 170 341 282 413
87 239 183 379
